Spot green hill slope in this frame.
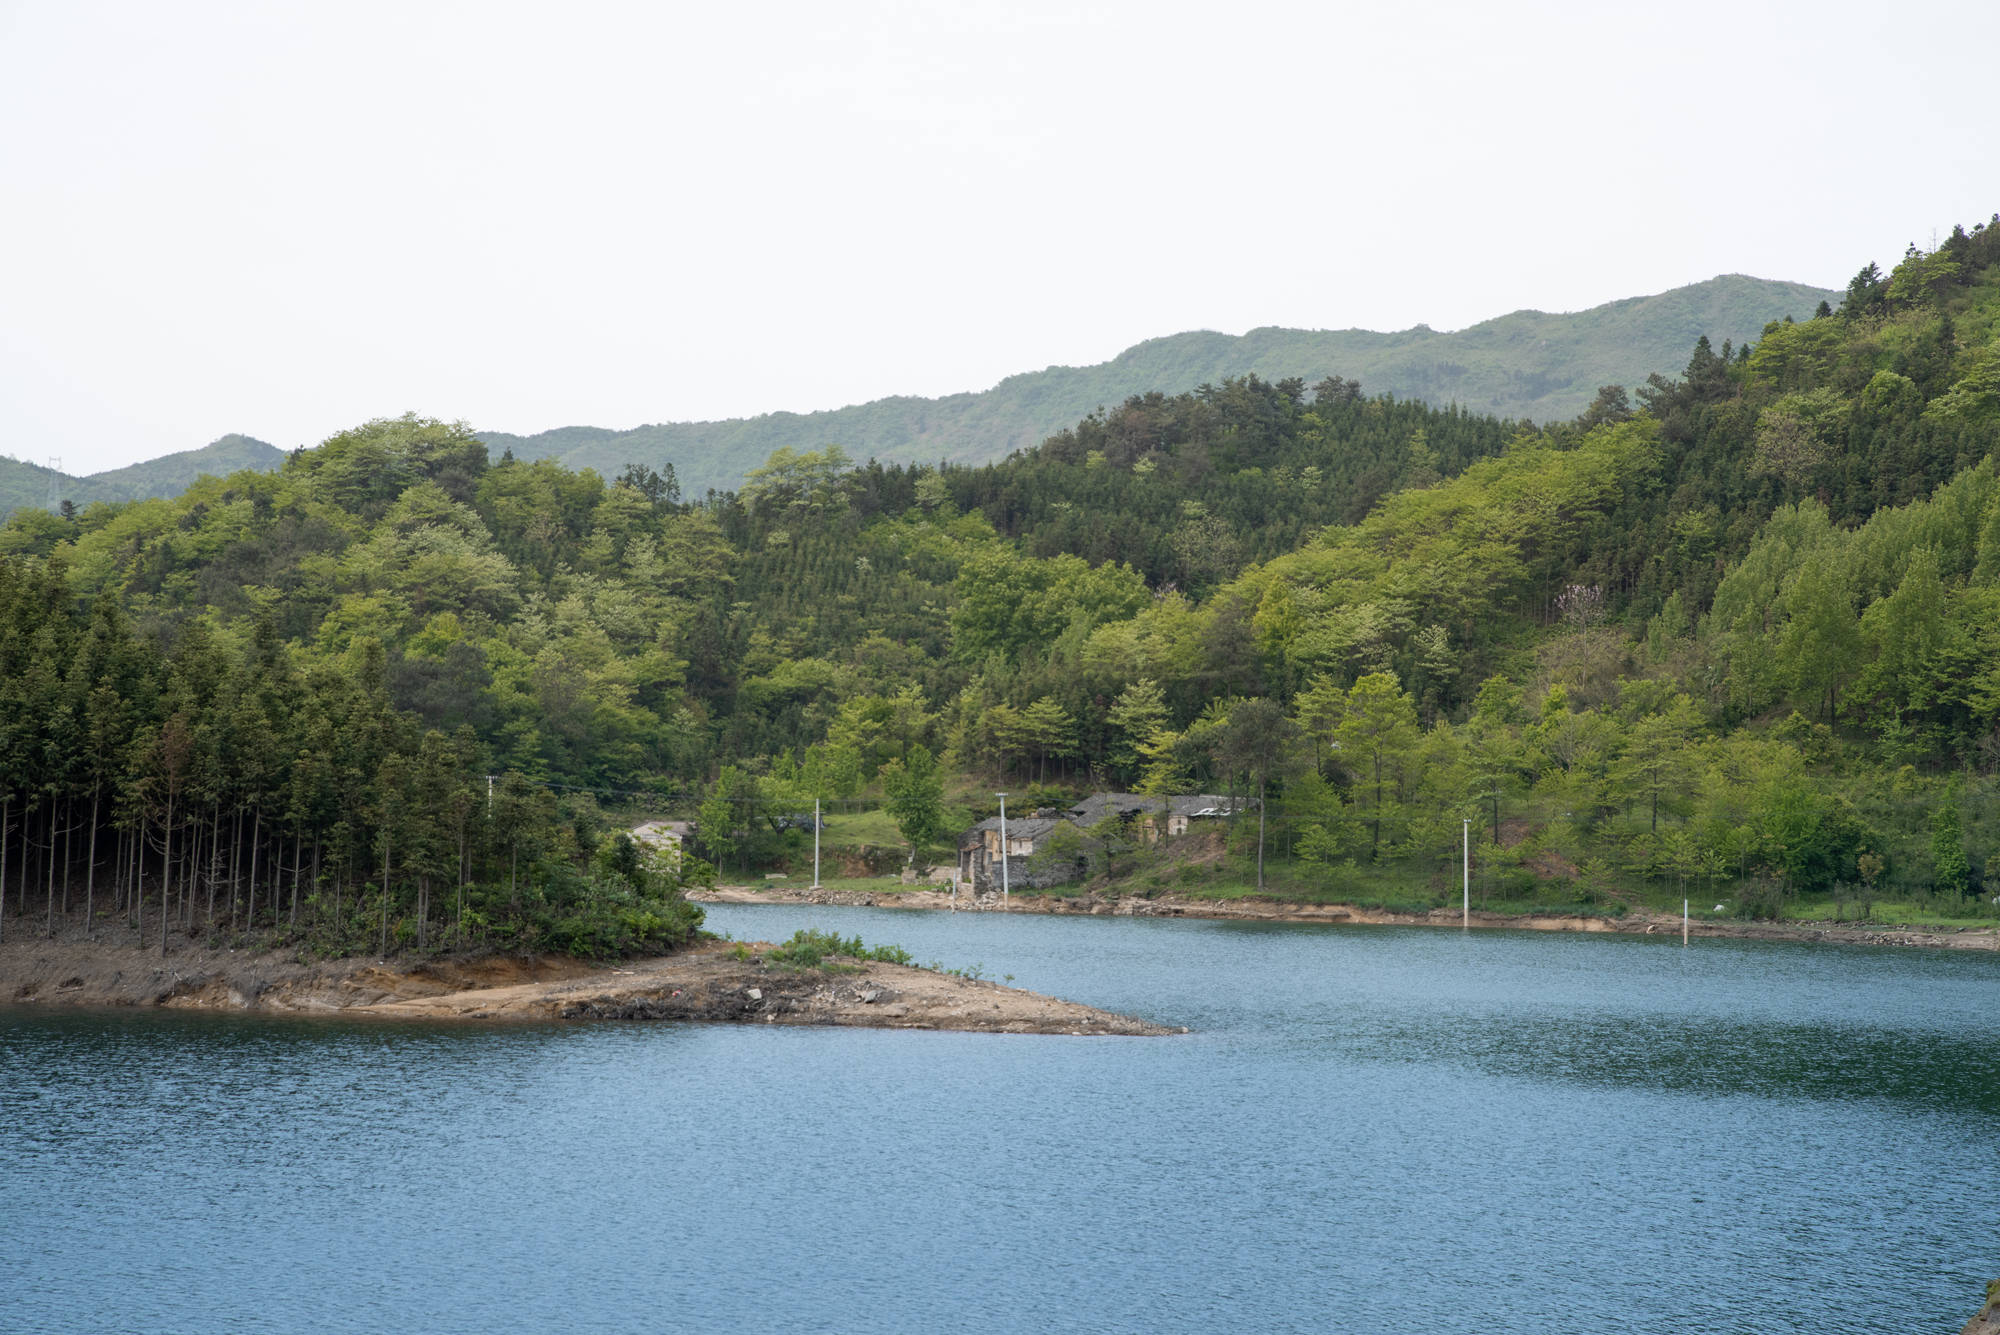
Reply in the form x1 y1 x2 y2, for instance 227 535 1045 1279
479 274 1836 494
80 433 286 502
0 434 284 519
0 456 70 518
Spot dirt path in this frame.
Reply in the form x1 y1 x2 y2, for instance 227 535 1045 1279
0 932 1177 1035
692 884 2000 952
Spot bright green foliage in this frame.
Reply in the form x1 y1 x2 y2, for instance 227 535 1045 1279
881 744 946 863
952 548 1148 663
1610 694 1701 834
763 928 911 969
1330 673 1420 860
1757 778 1870 899
1106 678 1169 779
1930 791 1971 898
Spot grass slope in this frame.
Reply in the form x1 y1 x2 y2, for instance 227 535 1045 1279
479 274 1837 494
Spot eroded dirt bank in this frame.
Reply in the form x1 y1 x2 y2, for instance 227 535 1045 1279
692 885 2000 952
0 932 1176 1035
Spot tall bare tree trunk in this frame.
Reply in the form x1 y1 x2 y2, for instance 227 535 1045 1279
1256 773 1267 894
129 820 142 929
61 796 75 920
207 804 221 927
228 807 242 930
47 801 61 937
379 835 392 956
246 808 261 934
0 795 9 946
85 786 100 939
161 794 174 955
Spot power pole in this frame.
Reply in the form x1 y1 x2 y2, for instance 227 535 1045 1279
810 797 821 890
996 793 1009 907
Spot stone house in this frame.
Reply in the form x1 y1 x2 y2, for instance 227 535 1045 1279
957 813 1065 893
1066 793 1237 841
956 793 1238 892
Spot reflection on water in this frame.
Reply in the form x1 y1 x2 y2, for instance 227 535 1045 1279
1344 1011 2000 1114
5 911 1998 1335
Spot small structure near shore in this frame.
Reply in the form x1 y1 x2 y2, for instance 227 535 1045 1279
956 792 1236 893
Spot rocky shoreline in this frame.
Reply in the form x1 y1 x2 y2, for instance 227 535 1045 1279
692 884 2000 952
0 933 1178 1035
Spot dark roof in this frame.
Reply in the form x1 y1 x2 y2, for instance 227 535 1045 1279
1068 793 1164 823
961 794 1239 847
1169 795 1238 817
1068 793 1236 823
962 815 1065 841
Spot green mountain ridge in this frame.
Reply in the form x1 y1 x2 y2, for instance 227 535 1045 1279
0 434 285 519
479 274 1837 494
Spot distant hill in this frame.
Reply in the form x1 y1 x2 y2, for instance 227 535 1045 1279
81 434 286 501
0 434 285 519
478 274 1838 495
0 456 71 519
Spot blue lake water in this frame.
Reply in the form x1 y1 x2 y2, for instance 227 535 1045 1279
4 905 1998 1334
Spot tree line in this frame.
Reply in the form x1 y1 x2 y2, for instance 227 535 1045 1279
0 555 705 956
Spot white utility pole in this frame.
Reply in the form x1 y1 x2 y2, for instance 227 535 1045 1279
811 797 822 890
1462 818 1470 928
996 793 1009 907
1683 897 1689 947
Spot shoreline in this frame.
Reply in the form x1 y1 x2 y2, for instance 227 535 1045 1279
692 884 2000 952
0 932 1177 1035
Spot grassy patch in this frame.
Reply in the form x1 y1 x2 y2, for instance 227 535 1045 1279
762 928 913 970
725 872 931 896
816 804 974 854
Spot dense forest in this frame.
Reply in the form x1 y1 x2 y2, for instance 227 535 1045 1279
2 218 1997 954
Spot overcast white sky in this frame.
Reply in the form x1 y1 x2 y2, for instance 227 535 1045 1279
3 0 1995 474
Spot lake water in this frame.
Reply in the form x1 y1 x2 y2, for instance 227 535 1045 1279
4 906 1997 1334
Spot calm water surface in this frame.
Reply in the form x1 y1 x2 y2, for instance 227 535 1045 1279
4 907 1997 1334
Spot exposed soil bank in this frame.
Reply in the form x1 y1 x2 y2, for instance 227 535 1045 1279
692 884 2000 952
0 930 1176 1035
1964 1288 2000 1335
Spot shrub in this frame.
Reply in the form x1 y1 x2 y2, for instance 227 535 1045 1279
763 929 912 969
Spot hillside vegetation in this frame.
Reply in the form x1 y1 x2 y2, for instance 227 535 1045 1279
0 435 284 521
2 220 1995 956
478 275 1835 496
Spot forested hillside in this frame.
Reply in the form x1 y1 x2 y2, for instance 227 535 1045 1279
0 435 284 521
478 275 1834 496
2 220 1996 955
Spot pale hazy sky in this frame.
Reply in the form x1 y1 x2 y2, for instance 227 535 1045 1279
3 0 1995 475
